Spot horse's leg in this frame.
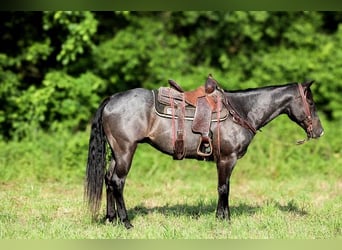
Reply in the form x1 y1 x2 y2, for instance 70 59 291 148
105 143 137 229
216 155 237 220
100 88 154 229
105 157 117 223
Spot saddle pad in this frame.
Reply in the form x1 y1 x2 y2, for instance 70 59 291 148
153 89 228 121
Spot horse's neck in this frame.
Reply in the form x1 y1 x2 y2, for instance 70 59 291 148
227 85 295 130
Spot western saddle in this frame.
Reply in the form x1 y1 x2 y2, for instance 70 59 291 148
154 74 227 160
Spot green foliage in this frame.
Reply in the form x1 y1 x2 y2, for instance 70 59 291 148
22 39 53 64
1 11 342 139
93 15 190 90
43 11 98 66
11 71 106 138
0 129 88 182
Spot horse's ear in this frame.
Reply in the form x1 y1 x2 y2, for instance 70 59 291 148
303 80 315 88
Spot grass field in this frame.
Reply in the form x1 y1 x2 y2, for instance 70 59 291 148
0 115 341 239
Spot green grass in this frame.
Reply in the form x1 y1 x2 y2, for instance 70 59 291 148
0 115 341 238
0 173 340 239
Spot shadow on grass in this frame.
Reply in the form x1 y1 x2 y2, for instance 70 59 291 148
128 200 261 220
274 199 308 216
127 199 308 220
94 199 308 226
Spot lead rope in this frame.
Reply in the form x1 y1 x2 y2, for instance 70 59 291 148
296 138 309 145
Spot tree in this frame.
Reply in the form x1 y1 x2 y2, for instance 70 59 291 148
0 11 341 140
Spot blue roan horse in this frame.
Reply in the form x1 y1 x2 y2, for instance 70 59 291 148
85 79 324 229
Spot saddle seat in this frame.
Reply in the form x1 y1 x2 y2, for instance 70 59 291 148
184 86 218 111
168 75 219 111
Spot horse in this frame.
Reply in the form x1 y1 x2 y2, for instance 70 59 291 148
85 80 324 229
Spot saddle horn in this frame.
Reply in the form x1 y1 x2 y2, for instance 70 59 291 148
205 74 218 94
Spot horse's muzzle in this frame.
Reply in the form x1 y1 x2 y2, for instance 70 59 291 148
309 127 324 139
307 117 324 139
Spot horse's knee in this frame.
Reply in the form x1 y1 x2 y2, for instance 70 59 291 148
105 161 128 186
218 184 228 195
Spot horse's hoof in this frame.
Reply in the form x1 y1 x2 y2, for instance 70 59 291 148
124 221 134 229
216 210 230 221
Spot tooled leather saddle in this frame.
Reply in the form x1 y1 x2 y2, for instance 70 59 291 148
153 74 228 160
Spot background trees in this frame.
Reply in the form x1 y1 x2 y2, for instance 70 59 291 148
1 11 341 140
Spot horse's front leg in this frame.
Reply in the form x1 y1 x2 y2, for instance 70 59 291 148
216 155 237 220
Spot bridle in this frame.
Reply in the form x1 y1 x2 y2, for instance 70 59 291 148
296 83 313 144
219 83 314 142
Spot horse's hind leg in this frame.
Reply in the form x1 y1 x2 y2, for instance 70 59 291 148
105 143 137 229
105 158 117 223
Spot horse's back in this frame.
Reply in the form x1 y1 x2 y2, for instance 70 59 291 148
104 88 153 113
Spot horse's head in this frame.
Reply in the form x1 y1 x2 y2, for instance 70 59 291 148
287 81 324 141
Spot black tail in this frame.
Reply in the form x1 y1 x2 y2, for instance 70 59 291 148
85 96 111 218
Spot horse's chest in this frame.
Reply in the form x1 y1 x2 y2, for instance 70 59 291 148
220 126 253 159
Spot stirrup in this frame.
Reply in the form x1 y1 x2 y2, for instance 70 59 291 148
196 136 213 157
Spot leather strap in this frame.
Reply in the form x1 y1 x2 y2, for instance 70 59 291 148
222 93 257 134
174 96 186 160
297 83 313 136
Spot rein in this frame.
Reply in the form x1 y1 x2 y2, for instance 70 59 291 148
296 83 313 145
219 88 257 135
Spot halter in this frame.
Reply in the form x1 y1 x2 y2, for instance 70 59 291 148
296 83 313 144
